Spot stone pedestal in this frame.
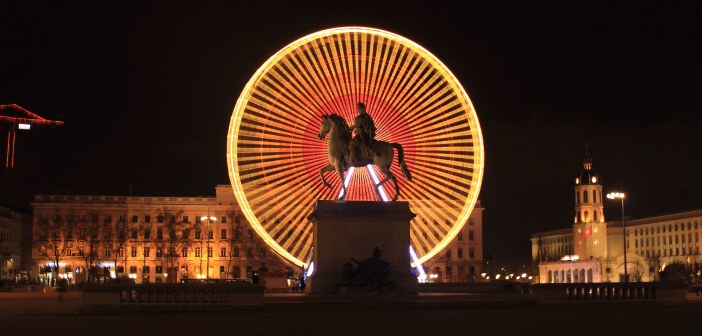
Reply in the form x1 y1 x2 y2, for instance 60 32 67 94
306 200 418 295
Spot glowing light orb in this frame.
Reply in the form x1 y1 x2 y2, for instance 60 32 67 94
227 27 484 267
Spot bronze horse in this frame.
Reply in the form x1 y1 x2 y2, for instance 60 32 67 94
317 114 411 201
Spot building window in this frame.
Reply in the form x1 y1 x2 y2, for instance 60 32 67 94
594 211 598 222
233 248 240 257
156 248 162 257
143 266 150 274
261 248 267 257
157 228 163 239
195 248 201 257
143 247 150 257
195 230 201 239
105 215 112 222
208 230 213 239
446 249 452 258
246 266 252 278
118 248 124 257
220 248 227 257
221 229 227 239
182 248 188 257
157 215 163 223
131 215 137 223
144 215 151 223
221 216 227 223
156 266 163 274
469 231 474 241
593 190 597 203
131 247 137 257
458 248 463 258
583 190 588 203
469 266 475 274
207 247 213 258
458 231 463 241
576 191 580 204
247 248 253 257
469 248 475 259
130 266 137 273
446 266 452 275
105 228 111 239
248 229 253 239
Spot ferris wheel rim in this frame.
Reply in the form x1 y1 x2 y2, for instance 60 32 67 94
227 27 484 268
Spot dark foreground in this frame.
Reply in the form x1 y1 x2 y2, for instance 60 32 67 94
1 291 701 335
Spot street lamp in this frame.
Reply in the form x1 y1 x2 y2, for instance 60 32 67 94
607 192 627 282
201 215 217 279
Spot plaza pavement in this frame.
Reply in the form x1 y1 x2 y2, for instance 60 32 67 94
0 290 700 335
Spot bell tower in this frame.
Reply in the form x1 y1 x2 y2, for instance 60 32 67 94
573 142 607 259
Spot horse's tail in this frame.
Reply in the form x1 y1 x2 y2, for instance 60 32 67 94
392 143 412 181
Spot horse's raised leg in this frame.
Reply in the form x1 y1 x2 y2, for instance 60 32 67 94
319 164 335 189
375 164 400 201
336 164 348 200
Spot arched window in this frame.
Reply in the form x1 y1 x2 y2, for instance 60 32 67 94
561 270 565 283
594 211 598 222
576 191 580 204
583 190 588 203
587 269 593 283
580 269 586 283
593 190 597 203
548 270 553 283
573 269 578 283
554 271 559 283
565 270 570 283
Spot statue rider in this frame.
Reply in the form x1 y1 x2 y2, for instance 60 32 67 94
348 102 376 160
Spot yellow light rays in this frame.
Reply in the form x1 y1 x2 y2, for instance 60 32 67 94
228 27 484 267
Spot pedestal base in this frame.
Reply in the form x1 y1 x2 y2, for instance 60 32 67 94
306 200 418 295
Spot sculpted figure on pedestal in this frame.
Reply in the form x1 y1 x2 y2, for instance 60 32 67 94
317 102 411 201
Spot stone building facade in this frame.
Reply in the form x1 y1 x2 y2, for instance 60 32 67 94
531 152 702 283
31 185 297 285
0 206 32 281
421 200 484 282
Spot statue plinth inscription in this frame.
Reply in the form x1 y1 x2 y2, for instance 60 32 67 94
306 200 418 295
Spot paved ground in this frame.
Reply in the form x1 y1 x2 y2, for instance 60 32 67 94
0 291 700 335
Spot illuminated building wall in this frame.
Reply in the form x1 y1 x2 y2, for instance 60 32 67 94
530 153 702 283
421 200 484 282
30 185 296 284
0 206 31 281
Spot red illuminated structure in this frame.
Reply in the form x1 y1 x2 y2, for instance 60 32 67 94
0 104 64 169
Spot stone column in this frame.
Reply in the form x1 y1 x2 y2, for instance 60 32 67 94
306 200 418 295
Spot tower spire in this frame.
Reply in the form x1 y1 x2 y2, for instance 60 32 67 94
583 141 592 170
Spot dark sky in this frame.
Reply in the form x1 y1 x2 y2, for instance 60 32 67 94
2 2 701 258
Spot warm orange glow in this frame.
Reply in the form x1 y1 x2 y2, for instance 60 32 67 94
227 27 484 267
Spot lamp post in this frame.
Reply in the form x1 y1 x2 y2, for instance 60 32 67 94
607 192 627 282
201 215 216 279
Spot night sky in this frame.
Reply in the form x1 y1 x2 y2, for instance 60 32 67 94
2 2 701 259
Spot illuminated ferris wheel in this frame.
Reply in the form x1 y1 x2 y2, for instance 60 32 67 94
227 27 484 267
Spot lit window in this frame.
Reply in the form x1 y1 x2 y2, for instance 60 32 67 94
575 178 580 184
591 176 597 183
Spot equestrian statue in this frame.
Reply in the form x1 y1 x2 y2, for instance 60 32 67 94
317 102 411 201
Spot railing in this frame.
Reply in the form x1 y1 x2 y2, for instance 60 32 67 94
532 282 686 302
80 283 264 314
